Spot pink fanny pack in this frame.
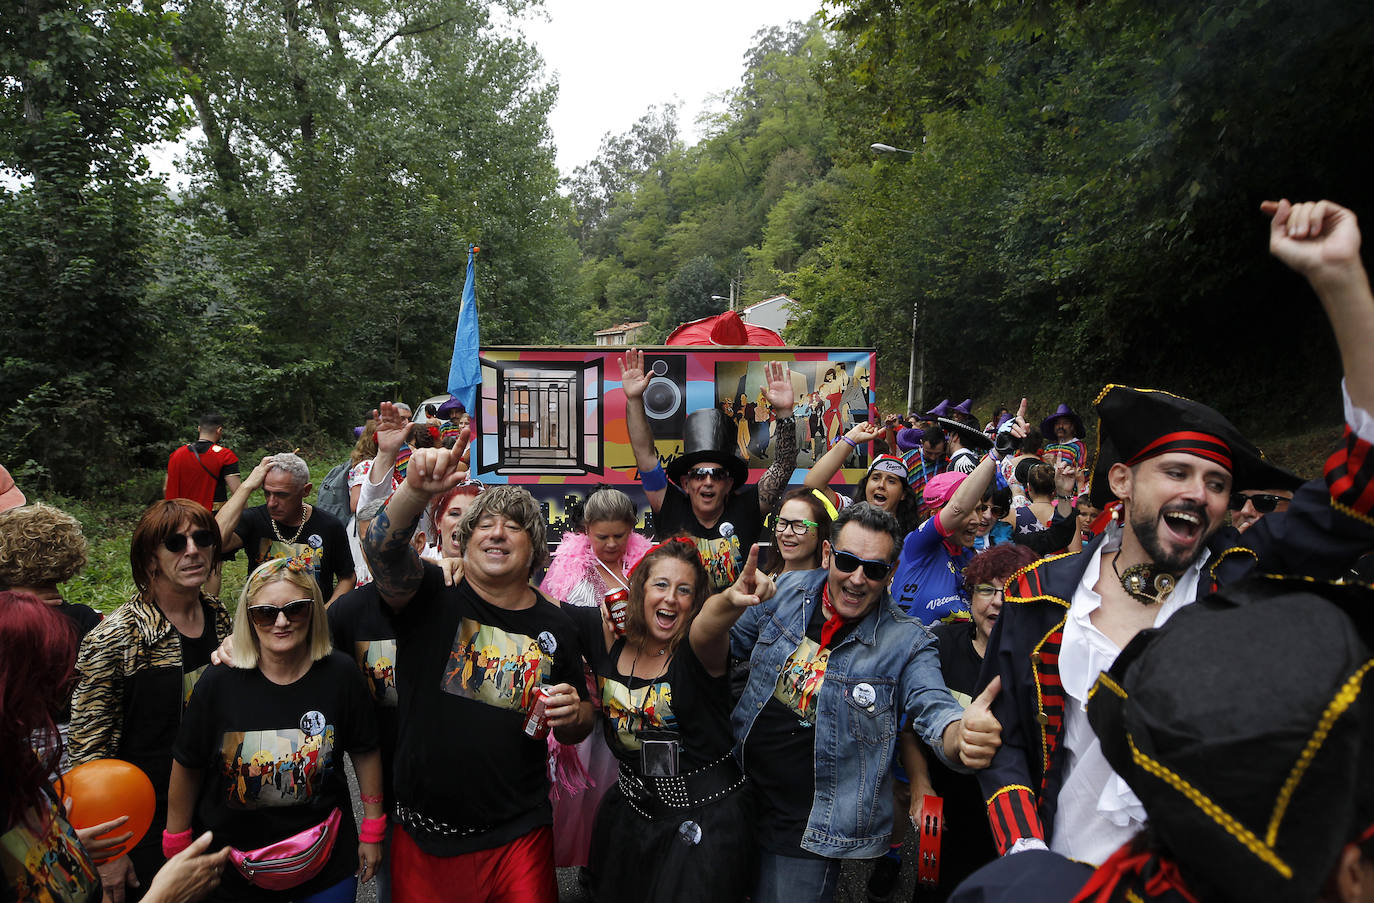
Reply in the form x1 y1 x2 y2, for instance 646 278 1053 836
228 807 342 890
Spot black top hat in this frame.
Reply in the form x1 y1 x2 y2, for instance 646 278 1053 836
1088 385 1270 508
937 417 993 452
666 409 748 487
1086 577 1374 903
1039 403 1085 441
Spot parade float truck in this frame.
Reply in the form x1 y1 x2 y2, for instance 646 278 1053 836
465 319 878 545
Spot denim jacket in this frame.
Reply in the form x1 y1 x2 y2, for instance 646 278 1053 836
731 569 966 859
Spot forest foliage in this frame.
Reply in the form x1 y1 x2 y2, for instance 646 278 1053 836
3 0 1373 497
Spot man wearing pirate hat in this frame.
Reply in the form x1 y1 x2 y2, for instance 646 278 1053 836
975 198 1374 866
951 576 1374 903
618 348 799 592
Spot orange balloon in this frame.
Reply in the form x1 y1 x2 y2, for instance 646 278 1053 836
56 759 155 858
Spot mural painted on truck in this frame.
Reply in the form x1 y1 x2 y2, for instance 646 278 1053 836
471 346 878 541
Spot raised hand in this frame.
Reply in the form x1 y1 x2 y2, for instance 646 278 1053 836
725 544 775 608
958 676 1003 769
1054 460 1077 497
403 446 467 497
763 360 795 412
373 402 411 456
617 348 651 401
1262 199 1363 281
241 455 273 492
846 421 885 445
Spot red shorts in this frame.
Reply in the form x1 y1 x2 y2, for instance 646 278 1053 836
391 824 556 903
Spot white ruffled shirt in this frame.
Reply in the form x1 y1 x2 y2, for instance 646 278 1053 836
1047 531 1203 865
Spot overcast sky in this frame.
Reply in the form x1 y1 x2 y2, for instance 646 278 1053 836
514 0 821 175
143 0 821 185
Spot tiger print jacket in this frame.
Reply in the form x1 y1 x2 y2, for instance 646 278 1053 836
68 592 231 797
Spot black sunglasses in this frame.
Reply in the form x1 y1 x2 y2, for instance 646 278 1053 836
162 529 216 554
831 549 893 581
246 599 314 628
687 467 731 482
1228 493 1286 514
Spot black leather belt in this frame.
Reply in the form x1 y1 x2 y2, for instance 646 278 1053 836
617 755 746 819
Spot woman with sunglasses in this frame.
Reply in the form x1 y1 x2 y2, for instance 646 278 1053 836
167 557 384 902
68 498 235 899
765 487 833 576
571 537 763 903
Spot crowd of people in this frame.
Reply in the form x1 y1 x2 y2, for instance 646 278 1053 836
2 198 1374 903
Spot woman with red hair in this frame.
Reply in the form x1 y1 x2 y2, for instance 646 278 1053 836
1 591 227 902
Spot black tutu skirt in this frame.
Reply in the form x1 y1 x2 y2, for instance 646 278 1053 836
587 773 756 903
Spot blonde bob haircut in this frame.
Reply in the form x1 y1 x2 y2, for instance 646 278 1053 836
229 557 331 670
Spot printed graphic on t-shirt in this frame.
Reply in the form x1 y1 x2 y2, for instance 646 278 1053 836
182 663 210 706
598 677 676 751
441 619 553 713
252 539 325 580
692 535 742 589
0 797 98 903
773 637 831 725
218 723 337 809
354 639 398 707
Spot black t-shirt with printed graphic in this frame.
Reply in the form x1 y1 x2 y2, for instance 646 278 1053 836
654 483 762 592
234 506 352 599
742 600 857 857
566 606 733 773
327 583 399 802
172 652 378 900
387 564 589 856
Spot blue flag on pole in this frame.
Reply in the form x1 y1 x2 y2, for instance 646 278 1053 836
447 246 480 414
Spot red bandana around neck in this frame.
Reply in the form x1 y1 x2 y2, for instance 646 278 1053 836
819 582 854 649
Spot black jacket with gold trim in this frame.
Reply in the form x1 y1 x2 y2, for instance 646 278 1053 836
973 450 1374 855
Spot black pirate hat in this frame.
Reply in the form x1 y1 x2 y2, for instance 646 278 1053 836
1086 576 1374 903
1088 384 1270 508
666 409 748 487
937 416 994 452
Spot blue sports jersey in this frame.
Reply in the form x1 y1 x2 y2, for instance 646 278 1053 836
891 514 974 625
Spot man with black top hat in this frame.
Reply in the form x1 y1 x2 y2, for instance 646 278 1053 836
618 348 798 591
950 575 1374 903
976 197 1374 866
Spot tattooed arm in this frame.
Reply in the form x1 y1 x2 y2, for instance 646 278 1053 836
362 446 465 611
758 361 799 515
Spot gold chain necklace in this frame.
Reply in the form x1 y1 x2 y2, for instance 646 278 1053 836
270 503 308 545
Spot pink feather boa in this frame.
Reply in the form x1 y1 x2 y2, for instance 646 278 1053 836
539 530 653 603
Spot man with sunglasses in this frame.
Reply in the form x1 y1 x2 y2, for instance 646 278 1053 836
1229 463 1302 533
976 198 1374 868
731 502 1004 903
618 349 799 591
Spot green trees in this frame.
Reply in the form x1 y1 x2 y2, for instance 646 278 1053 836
2 0 576 494
1 0 190 491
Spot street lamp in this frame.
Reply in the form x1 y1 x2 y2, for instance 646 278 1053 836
870 142 922 412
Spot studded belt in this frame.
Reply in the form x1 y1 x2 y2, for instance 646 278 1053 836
394 802 495 840
617 754 746 819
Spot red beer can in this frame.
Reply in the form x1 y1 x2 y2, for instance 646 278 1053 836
523 686 555 740
603 589 629 636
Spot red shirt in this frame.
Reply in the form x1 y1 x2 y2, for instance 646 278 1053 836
166 440 239 510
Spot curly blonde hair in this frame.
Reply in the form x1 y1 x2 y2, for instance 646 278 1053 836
0 504 89 588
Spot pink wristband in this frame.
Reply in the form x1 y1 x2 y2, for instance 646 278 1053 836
162 828 193 858
359 815 387 844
